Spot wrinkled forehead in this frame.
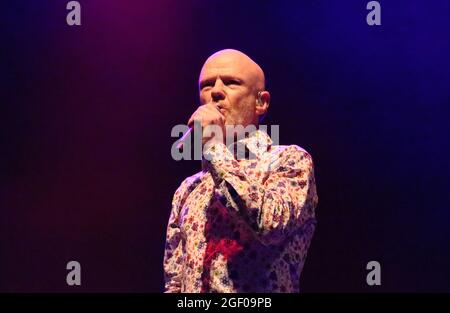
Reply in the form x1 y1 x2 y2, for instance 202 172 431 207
199 52 264 88
200 54 249 79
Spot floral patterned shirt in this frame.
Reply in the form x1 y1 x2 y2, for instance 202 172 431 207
164 130 318 293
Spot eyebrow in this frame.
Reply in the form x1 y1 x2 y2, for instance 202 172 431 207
199 75 244 89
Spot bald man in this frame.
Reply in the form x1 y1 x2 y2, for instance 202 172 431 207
164 49 318 293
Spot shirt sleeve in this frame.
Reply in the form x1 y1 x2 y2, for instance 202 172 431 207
203 143 318 245
163 180 188 293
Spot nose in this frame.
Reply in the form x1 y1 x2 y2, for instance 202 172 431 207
211 79 225 102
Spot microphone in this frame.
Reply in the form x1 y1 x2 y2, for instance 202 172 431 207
176 126 192 150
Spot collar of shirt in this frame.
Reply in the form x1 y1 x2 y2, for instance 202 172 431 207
229 129 273 159
201 129 274 173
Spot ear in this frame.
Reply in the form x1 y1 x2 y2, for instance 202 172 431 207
256 90 270 117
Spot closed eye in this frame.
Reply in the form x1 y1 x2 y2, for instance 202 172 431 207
224 79 241 86
200 81 214 90
200 77 242 90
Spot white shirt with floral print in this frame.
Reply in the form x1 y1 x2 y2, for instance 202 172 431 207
164 130 318 293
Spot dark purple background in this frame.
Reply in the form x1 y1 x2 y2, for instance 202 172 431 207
1 0 449 292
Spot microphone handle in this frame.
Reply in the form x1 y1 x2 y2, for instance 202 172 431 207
176 126 193 149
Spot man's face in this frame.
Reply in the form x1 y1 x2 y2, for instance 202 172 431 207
198 53 260 128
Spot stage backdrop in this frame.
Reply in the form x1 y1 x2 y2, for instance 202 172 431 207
1 0 449 292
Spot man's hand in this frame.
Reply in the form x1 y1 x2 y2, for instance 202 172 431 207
187 103 225 147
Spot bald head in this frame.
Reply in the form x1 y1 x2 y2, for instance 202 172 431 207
200 49 265 91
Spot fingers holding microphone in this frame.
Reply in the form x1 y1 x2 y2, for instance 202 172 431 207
187 103 226 147
187 102 225 128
